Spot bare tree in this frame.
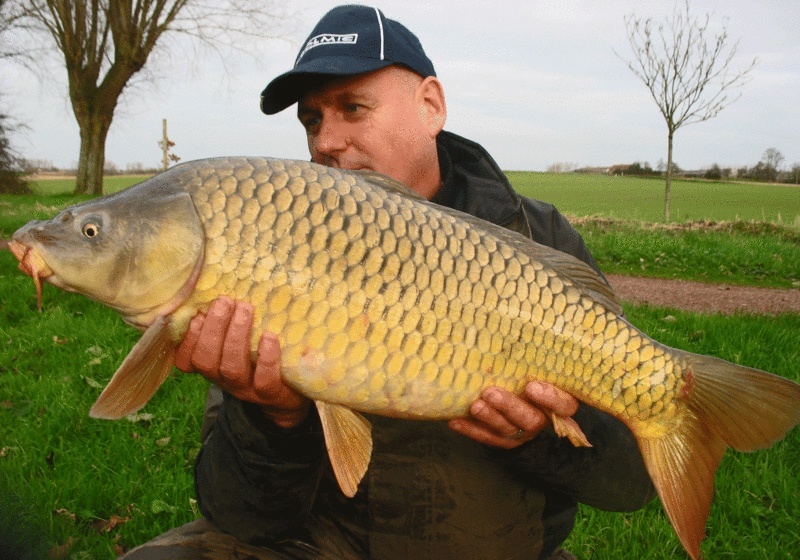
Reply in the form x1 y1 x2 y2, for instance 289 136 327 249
5 0 287 195
0 109 31 194
0 0 32 194
618 1 757 221
0 0 27 60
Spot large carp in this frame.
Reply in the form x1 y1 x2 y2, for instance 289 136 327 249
9 157 800 559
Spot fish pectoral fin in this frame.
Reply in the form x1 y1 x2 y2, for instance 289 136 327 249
550 413 592 447
315 401 373 498
89 315 176 420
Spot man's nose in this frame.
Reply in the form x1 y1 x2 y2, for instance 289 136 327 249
312 117 348 160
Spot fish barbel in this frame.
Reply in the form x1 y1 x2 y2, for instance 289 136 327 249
9 157 800 559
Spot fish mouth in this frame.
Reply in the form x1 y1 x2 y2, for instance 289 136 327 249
8 240 54 310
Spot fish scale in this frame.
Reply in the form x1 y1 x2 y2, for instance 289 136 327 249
175 157 682 424
10 156 800 560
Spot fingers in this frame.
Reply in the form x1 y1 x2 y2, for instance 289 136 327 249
174 296 255 387
525 381 579 417
218 300 255 389
251 332 282 396
450 388 548 449
173 297 311 428
190 296 236 378
174 313 204 372
252 333 311 428
450 382 580 450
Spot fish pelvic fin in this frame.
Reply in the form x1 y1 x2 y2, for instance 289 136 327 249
550 412 592 447
89 315 176 420
638 353 800 560
315 401 373 498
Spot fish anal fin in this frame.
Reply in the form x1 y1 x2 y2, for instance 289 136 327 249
315 401 372 498
550 413 592 447
89 315 176 420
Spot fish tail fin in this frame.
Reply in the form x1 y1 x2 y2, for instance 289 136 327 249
638 352 800 560
89 315 176 419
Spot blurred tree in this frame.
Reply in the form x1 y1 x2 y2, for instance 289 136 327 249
760 147 784 182
704 163 721 180
5 0 288 195
0 109 31 194
619 1 756 221
627 161 654 175
0 0 31 194
790 163 800 185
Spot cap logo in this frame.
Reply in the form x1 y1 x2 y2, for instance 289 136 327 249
296 33 359 65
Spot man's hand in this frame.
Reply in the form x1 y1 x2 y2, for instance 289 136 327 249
174 296 310 428
448 382 579 449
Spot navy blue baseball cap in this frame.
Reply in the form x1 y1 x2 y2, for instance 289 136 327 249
260 5 436 114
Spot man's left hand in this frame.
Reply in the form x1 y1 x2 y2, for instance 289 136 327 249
448 382 579 449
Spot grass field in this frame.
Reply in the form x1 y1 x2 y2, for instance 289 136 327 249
1 172 799 558
28 175 151 196
0 266 206 558
507 172 800 227
573 218 800 288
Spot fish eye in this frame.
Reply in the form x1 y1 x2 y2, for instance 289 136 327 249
82 222 101 238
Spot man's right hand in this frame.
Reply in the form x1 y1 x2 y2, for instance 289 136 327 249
174 296 311 429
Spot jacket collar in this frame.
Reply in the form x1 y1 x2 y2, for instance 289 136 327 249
432 131 532 239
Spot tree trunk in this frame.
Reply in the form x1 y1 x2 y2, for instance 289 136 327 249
664 129 674 223
75 110 112 195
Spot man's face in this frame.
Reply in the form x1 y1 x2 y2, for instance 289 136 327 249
297 66 445 197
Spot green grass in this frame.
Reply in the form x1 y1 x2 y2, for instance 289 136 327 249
29 175 150 196
0 250 206 557
573 218 800 289
507 172 800 226
505 172 800 289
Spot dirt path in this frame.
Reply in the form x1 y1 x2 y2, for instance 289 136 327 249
606 274 800 315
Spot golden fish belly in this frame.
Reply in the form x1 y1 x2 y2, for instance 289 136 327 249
174 157 685 425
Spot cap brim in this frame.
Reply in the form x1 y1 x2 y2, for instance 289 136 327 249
260 57 393 115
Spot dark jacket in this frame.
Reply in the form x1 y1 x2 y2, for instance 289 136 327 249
195 131 655 559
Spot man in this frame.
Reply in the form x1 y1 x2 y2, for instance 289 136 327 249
123 6 654 559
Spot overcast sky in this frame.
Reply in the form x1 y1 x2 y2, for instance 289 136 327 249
3 0 798 172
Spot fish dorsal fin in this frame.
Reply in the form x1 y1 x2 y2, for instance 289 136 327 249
354 170 426 201
435 206 624 316
315 401 373 497
355 167 622 315
89 315 176 419
530 246 624 317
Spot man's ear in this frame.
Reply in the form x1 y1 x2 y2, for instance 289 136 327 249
417 76 447 137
